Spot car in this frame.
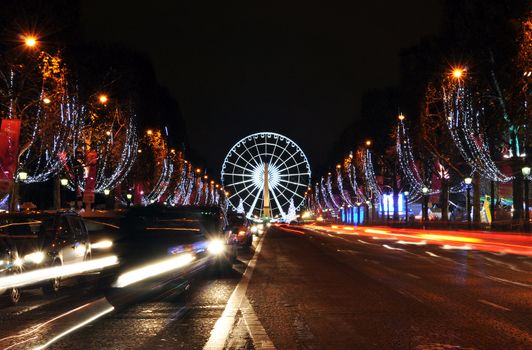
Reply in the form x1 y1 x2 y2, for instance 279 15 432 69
226 213 253 247
80 210 125 258
106 205 235 293
0 211 91 303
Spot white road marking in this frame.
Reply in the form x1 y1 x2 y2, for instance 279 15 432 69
478 299 512 311
203 233 274 350
486 275 532 289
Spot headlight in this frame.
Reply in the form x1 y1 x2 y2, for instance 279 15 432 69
92 240 113 249
24 251 45 264
207 239 225 255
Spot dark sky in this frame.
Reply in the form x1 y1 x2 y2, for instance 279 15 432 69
80 1 443 176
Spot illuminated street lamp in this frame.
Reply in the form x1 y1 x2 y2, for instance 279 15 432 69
43 97 51 104
60 178 69 187
398 113 405 121
452 67 465 79
99 94 108 104
103 189 110 196
464 177 472 229
365 140 372 147
18 171 28 182
23 35 37 48
421 186 429 223
522 167 530 231
126 193 132 208
146 129 153 136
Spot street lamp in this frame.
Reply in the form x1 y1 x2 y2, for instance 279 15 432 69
421 186 429 224
103 189 110 196
522 166 530 231
464 177 472 229
23 35 38 48
99 94 108 104
126 193 132 208
18 171 28 182
60 178 68 186
398 113 405 121
356 201 361 225
404 191 409 225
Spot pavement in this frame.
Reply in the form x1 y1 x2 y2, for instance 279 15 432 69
0 225 530 349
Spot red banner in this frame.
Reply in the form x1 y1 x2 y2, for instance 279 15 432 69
0 119 21 182
84 151 97 204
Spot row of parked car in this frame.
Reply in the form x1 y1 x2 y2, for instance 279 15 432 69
0 206 258 305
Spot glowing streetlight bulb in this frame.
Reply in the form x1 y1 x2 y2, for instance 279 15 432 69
24 36 37 47
452 68 464 79
18 171 28 181
104 189 110 196
99 95 108 104
464 177 472 185
60 178 68 186
398 113 405 121
146 129 153 136
43 97 51 104
365 140 372 147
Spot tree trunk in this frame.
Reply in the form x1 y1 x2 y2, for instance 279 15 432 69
53 177 61 209
440 178 449 223
512 158 523 225
473 172 481 226
393 172 399 222
9 181 19 211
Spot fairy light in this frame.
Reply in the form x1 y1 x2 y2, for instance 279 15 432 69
443 73 512 182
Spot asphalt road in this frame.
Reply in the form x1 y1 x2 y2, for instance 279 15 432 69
0 226 531 349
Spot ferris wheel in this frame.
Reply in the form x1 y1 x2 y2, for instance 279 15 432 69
221 132 311 220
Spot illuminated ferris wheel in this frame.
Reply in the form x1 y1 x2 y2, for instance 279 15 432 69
221 132 311 220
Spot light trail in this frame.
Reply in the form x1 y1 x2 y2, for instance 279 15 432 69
0 256 119 290
303 224 532 256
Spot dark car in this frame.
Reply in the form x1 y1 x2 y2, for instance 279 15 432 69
226 213 253 247
106 205 235 293
0 211 91 304
81 210 125 258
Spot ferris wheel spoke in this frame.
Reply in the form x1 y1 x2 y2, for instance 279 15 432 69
270 140 292 169
276 182 305 200
279 178 309 187
228 181 256 200
278 160 308 173
269 187 286 217
225 161 254 174
221 172 254 177
247 186 263 218
278 172 310 177
269 136 280 165
241 140 261 167
229 178 253 186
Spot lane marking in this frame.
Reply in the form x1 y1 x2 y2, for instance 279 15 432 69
203 233 274 350
486 275 532 289
478 299 512 311
241 297 275 349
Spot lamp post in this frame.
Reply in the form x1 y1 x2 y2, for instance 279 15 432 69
126 193 132 208
523 167 530 231
404 191 409 225
60 178 68 208
464 177 472 229
422 186 429 225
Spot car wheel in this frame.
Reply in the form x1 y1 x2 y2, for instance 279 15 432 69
42 260 61 295
9 287 21 305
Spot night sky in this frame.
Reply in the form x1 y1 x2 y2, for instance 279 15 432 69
80 1 443 176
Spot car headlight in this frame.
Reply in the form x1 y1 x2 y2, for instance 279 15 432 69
92 240 113 249
207 239 225 255
24 251 45 264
